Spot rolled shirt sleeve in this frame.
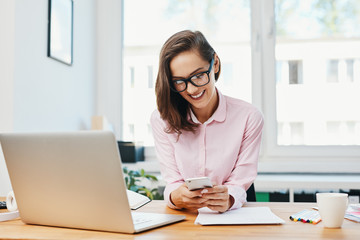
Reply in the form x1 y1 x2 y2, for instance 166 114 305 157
225 110 264 209
150 111 183 209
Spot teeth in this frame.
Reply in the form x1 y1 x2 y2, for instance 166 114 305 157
191 91 204 99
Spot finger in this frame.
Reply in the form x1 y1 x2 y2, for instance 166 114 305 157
207 205 228 213
206 199 230 213
202 188 228 198
182 196 208 205
212 185 228 193
181 185 203 198
202 193 228 200
187 201 209 208
182 199 209 210
185 189 203 198
204 199 228 206
203 185 228 194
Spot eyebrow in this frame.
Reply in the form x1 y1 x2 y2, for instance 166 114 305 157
172 67 206 80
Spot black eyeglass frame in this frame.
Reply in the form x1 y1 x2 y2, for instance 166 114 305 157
170 58 215 93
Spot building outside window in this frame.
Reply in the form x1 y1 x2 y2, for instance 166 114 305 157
275 0 360 146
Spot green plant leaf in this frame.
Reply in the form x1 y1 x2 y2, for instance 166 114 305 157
122 167 163 200
133 171 141 177
145 175 158 181
139 187 154 200
130 185 139 192
125 176 129 187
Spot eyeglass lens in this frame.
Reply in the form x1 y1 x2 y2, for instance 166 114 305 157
173 72 209 92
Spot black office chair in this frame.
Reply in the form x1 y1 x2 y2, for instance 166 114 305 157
246 183 256 202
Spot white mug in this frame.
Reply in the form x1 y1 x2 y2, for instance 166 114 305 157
316 193 348 228
0 191 20 222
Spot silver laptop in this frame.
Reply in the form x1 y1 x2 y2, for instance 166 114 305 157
0 131 185 233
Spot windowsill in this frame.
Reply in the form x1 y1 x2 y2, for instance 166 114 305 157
255 173 360 202
122 161 360 188
139 146 360 173
254 173 360 191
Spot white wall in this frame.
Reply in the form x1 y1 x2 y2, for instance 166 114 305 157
13 0 96 131
0 0 15 198
95 0 123 139
0 0 97 196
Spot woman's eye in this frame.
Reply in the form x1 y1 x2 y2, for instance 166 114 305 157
174 80 184 85
192 73 204 80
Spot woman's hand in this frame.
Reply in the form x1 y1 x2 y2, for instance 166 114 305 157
170 184 234 212
169 183 209 210
201 185 234 212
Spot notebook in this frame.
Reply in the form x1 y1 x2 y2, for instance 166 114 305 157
0 131 185 233
126 189 151 210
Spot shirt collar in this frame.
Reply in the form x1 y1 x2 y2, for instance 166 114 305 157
189 88 227 125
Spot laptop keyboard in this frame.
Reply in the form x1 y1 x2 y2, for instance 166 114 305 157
132 212 161 225
133 216 153 225
131 211 185 231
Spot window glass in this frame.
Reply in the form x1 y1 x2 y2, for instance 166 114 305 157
275 0 360 145
123 0 252 144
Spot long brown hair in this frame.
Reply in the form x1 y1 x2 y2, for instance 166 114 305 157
155 30 221 135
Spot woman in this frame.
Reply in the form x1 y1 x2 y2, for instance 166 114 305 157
151 30 264 212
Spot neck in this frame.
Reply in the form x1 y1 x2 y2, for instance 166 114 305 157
191 90 219 124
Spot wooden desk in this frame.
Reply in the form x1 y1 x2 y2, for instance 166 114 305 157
0 201 359 240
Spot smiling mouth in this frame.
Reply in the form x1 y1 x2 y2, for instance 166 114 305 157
190 90 205 99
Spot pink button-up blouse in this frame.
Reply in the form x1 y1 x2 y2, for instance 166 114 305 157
150 90 264 210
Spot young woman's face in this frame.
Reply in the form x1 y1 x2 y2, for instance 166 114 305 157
170 51 219 113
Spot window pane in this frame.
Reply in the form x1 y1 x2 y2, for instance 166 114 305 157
275 0 360 146
123 0 252 144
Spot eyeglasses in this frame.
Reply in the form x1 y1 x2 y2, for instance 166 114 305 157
170 58 214 93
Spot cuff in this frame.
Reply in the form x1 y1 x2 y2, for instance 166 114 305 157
164 182 184 210
227 185 246 210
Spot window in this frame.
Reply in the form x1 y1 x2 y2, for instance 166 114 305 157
327 60 339 83
147 66 154 89
274 0 360 147
276 60 303 85
120 0 360 173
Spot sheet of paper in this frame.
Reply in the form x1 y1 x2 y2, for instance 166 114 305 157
195 207 285 225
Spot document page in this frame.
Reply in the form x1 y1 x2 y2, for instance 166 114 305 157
195 207 285 225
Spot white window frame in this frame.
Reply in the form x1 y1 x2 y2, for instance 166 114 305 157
253 0 360 173
113 0 360 174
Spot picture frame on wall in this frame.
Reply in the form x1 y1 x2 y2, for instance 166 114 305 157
47 0 73 66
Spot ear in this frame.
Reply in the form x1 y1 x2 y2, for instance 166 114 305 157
213 53 220 74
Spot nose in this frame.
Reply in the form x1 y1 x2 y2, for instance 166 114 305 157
186 82 198 94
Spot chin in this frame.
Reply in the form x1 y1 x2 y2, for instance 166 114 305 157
190 101 207 110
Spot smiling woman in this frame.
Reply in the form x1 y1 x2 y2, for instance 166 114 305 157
150 30 264 212
122 0 252 143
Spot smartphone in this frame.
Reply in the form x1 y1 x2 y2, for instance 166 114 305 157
185 177 213 191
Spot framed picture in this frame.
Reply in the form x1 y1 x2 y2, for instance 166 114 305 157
47 0 73 66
